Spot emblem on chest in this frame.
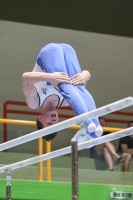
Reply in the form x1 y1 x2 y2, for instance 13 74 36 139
41 88 47 95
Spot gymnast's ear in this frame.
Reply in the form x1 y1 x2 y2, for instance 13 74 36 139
36 118 43 130
37 114 42 121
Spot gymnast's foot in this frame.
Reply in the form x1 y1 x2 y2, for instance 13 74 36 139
87 122 96 133
86 122 103 139
78 123 103 143
78 122 95 143
95 125 103 137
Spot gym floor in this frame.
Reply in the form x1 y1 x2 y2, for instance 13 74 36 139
0 179 133 200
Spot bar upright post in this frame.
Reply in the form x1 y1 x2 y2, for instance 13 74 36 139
71 127 86 200
71 138 78 200
6 170 11 200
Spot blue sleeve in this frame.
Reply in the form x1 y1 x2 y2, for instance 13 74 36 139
58 83 89 115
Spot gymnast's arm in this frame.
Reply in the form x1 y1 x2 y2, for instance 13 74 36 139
22 71 70 96
22 71 71 109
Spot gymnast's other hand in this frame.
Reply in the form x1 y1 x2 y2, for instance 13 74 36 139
71 70 91 86
49 72 71 90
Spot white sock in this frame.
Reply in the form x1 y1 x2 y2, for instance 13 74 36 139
87 122 96 133
95 125 103 137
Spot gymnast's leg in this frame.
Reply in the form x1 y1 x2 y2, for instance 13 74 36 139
60 43 102 137
74 85 103 137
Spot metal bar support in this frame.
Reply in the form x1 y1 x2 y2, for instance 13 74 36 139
6 169 11 200
71 127 86 200
71 138 78 200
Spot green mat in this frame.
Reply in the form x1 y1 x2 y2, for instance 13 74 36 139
0 179 133 200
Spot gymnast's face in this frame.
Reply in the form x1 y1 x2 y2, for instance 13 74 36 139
38 110 59 128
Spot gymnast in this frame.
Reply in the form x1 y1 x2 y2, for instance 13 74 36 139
22 43 103 141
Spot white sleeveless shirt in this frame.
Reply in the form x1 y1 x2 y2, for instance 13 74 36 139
33 63 65 110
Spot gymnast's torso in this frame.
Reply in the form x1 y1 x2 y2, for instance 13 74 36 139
33 63 69 110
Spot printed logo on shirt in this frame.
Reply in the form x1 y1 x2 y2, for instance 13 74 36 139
41 88 47 95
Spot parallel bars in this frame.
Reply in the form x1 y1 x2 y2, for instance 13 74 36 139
0 97 132 152
0 126 133 173
1 96 133 200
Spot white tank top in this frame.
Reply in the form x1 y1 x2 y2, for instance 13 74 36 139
33 63 65 110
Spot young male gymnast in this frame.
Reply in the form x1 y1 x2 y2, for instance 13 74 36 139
22 43 103 141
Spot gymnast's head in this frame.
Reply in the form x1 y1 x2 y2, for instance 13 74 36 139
36 104 59 141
